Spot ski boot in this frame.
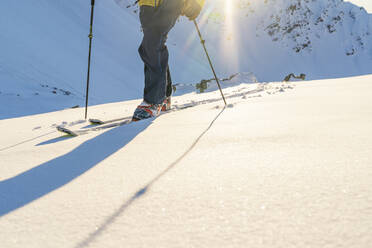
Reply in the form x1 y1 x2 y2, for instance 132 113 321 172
132 101 162 121
162 96 171 112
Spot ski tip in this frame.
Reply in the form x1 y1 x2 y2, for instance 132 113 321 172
89 118 104 125
56 126 78 137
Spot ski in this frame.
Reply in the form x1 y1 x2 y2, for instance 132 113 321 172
87 103 195 126
89 116 132 125
57 119 132 136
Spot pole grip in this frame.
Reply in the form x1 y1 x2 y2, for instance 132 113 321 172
91 0 95 6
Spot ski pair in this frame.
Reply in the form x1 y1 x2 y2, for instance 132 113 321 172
57 117 132 136
57 102 193 137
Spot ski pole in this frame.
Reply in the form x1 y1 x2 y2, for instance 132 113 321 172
85 0 95 119
193 20 227 106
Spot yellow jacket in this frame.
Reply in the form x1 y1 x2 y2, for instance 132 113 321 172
139 0 205 8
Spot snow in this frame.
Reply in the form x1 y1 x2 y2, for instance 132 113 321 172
1 1 372 246
1 75 372 247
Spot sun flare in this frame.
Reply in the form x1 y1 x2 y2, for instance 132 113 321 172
182 0 241 72
225 0 234 17
221 0 240 71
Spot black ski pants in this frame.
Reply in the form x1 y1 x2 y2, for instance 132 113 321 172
138 0 183 104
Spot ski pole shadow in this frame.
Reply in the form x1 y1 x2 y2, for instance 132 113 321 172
0 119 153 217
74 107 226 248
0 131 58 152
36 135 74 146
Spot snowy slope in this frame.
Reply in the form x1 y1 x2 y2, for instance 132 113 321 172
1 75 372 247
0 0 144 117
1 0 372 119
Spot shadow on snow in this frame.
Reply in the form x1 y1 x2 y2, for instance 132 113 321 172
0 119 153 217
74 107 226 248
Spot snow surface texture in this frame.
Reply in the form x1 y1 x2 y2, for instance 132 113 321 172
1 75 372 247
1 0 372 119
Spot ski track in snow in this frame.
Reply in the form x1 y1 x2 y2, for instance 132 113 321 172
0 80 293 153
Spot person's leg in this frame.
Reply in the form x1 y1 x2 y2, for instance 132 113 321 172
139 27 168 104
138 0 183 104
